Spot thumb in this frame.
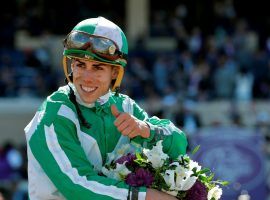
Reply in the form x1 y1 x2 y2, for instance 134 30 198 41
111 104 121 118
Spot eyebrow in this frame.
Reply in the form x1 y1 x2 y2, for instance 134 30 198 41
92 63 103 67
74 59 85 65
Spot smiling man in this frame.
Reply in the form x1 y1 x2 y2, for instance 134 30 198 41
71 59 119 104
24 16 187 200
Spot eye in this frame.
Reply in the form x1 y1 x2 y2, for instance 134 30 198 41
93 64 104 70
74 60 86 68
78 63 85 68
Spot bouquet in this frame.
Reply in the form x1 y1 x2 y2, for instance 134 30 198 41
101 141 228 200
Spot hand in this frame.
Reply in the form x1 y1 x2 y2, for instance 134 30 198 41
146 189 178 200
111 104 150 138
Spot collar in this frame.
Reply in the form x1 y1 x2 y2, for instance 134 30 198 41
68 83 111 108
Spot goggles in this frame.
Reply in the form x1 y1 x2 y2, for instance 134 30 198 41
63 31 127 65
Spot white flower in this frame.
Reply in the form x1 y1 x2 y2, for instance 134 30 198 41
162 165 197 192
177 155 201 172
106 152 117 164
207 186 222 200
101 163 131 181
189 159 202 172
174 165 197 191
178 154 189 160
162 170 176 190
143 140 169 169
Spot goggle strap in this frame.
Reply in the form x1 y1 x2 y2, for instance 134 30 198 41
112 67 124 91
63 56 72 83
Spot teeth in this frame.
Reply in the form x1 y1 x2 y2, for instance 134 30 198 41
81 86 96 92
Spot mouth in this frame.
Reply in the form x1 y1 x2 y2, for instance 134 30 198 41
80 85 98 93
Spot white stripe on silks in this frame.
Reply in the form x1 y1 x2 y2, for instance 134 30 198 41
25 112 65 200
161 126 173 136
122 97 134 114
57 105 103 170
44 124 129 199
139 192 146 200
24 111 44 140
165 121 181 135
151 122 176 136
27 144 64 200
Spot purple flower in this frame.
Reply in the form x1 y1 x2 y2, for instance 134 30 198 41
115 153 136 168
185 180 207 200
125 168 154 187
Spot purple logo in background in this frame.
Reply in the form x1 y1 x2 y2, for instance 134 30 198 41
190 127 267 200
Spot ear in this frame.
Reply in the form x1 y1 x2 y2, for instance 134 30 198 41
112 66 119 80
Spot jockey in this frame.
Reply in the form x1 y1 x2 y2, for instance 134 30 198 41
25 16 187 200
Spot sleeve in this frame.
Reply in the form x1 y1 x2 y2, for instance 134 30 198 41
28 104 147 200
127 98 188 159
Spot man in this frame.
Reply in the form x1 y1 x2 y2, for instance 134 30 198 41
25 16 187 200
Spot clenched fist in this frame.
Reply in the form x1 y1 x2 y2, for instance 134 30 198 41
111 104 150 138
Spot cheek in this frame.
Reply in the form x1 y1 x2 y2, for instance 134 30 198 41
100 75 111 84
96 71 112 81
72 68 80 79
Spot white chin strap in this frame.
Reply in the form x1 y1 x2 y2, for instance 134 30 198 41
68 83 110 108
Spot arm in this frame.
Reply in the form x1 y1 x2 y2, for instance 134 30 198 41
140 115 188 159
28 105 146 200
113 96 188 159
146 189 178 200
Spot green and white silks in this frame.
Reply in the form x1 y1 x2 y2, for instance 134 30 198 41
25 85 187 200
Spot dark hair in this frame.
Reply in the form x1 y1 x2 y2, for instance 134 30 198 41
68 86 91 129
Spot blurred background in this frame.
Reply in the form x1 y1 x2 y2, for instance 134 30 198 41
1 0 270 199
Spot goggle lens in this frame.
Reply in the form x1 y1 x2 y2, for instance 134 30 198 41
64 31 126 62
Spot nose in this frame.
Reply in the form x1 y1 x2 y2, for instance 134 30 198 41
81 69 96 82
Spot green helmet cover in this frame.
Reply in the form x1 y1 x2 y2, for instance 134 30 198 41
63 16 128 67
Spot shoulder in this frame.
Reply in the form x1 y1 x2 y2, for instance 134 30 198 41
48 85 71 103
110 93 135 103
38 85 76 125
110 93 140 114
110 93 136 106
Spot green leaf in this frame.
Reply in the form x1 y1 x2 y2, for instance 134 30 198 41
198 168 210 175
219 181 230 186
207 173 215 181
191 145 200 155
198 175 208 182
192 167 197 173
136 152 142 160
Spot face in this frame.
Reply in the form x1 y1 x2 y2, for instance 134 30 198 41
71 59 118 104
